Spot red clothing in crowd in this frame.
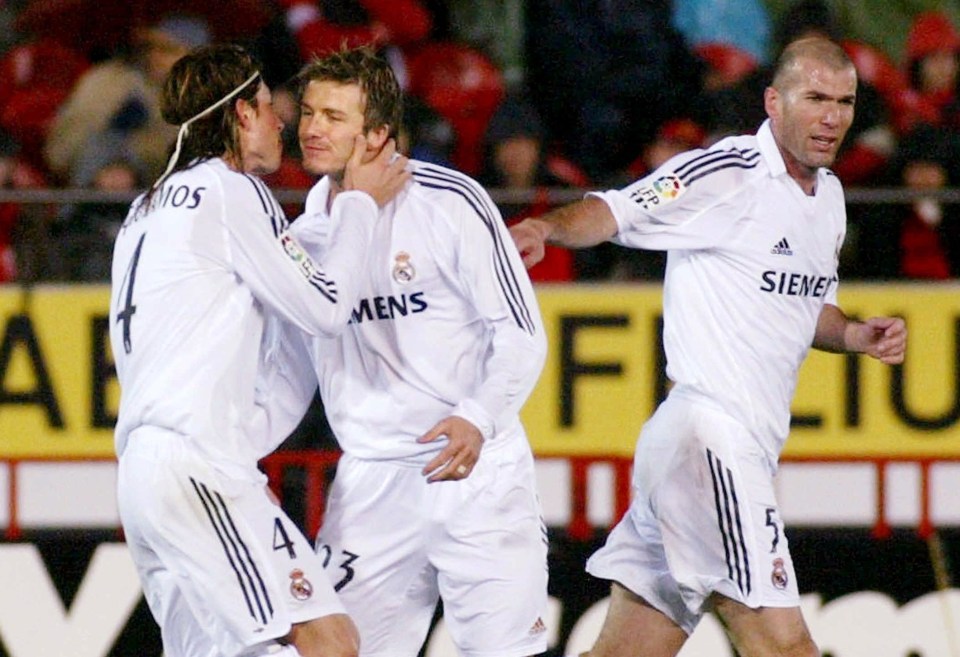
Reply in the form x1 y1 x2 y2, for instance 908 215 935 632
894 12 960 133
278 0 432 60
900 210 952 279
0 159 48 282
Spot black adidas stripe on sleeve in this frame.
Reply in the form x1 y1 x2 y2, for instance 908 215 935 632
413 166 537 335
675 148 761 186
242 174 287 238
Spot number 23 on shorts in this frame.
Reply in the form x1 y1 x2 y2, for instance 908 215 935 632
316 542 359 592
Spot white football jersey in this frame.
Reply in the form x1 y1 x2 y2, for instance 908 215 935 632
109 158 379 478
593 120 846 463
286 160 547 464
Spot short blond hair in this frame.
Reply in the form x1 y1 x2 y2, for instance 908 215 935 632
296 46 403 139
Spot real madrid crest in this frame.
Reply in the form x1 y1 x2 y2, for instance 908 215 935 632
289 568 314 600
392 251 415 284
771 557 788 590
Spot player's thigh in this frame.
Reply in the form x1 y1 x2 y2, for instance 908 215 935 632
586 397 727 637
433 444 549 657
120 441 343 656
120 539 220 657
648 400 799 614
711 595 818 657
316 456 439 656
584 490 698 635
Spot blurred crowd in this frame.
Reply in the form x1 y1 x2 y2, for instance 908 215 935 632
0 0 957 284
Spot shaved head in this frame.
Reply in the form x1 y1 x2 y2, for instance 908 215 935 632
771 37 856 93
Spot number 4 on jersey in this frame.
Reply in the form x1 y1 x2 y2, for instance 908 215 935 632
115 234 146 354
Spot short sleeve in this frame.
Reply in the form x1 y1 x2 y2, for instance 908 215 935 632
592 145 764 251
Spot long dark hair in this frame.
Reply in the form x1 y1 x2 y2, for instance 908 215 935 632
137 44 262 212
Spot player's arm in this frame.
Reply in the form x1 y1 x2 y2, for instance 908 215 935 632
813 303 907 364
228 138 406 337
227 179 375 336
511 149 743 269
421 187 547 482
510 196 618 267
457 189 547 432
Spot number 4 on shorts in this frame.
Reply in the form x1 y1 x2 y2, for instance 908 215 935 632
273 517 297 559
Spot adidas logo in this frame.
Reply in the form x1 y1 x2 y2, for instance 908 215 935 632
770 237 793 256
529 616 547 635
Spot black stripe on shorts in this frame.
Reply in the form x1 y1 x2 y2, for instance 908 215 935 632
706 448 752 596
190 477 275 625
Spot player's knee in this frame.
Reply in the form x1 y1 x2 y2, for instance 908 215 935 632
775 632 819 657
762 615 817 657
288 614 360 657
747 622 818 657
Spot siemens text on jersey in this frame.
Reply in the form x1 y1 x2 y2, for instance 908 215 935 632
349 292 428 324
759 271 837 297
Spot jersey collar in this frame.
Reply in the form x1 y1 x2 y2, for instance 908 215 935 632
304 176 333 216
756 119 786 178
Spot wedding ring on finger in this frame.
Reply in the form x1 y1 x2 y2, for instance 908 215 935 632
456 464 468 476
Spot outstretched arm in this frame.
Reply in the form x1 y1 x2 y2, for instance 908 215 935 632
509 196 618 268
814 304 907 364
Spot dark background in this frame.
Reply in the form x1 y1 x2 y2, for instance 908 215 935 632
6 525 956 657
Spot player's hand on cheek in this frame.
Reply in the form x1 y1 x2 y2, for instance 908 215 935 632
418 416 483 483
343 135 410 207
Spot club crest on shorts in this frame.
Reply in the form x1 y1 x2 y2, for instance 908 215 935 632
392 251 415 284
289 568 314 600
771 558 789 590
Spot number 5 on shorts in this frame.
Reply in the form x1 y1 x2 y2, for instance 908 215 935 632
765 507 781 553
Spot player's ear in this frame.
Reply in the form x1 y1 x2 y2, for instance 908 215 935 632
365 124 390 151
234 98 254 129
764 86 780 121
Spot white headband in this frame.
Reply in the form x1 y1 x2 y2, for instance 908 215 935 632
152 70 261 189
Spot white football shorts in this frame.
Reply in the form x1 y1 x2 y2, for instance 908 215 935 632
316 435 549 657
587 390 799 635
117 428 345 657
